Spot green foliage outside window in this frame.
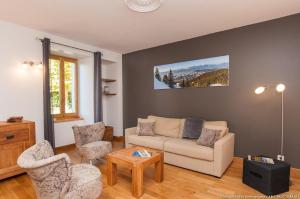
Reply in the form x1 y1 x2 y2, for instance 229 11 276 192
49 58 77 115
50 59 60 114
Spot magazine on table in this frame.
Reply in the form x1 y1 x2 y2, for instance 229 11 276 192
132 150 152 158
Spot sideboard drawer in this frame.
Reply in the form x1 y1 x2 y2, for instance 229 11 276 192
0 129 29 145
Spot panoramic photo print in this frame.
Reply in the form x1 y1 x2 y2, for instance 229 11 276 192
154 55 229 90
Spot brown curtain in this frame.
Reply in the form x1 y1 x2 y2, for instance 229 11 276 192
42 38 55 148
94 52 103 123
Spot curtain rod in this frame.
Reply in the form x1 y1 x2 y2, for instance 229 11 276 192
36 37 103 55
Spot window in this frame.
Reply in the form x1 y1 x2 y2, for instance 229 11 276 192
50 55 79 121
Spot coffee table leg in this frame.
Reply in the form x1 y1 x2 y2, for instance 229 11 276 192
154 154 164 182
132 165 143 198
107 158 117 185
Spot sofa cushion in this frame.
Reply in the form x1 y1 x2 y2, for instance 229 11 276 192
148 115 183 138
164 138 214 161
203 121 227 128
204 124 228 139
196 128 221 148
182 117 204 139
136 118 155 136
127 134 171 150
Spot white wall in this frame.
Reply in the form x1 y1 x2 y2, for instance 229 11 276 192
0 20 123 147
78 57 94 124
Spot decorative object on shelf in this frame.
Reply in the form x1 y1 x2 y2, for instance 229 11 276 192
254 83 286 161
6 116 23 123
243 157 290 196
103 86 117 95
103 78 117 96
125 0 162 13
21 61 42 69
0 120 36 180
154 55 229 90
103 126 114 142
104 86 109 93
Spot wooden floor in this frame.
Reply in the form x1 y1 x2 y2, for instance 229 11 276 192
1 141 300 199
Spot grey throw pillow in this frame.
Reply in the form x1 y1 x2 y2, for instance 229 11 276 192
196 128 222 148
137 121 155 136
182 117 204 139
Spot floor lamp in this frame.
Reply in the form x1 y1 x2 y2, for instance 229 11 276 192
254 83 286 161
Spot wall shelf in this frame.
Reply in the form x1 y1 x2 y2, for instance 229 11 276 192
104 92 117 96
102 78 116 83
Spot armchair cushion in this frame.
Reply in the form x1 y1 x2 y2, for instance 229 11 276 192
80 141 112 160
65 164 102 199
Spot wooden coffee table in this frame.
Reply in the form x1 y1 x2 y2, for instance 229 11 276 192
107 146 164 198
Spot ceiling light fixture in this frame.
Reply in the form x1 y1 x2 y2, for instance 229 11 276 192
124 0 162 13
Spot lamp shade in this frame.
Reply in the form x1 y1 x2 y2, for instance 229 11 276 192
276 84 286 93
255 86 266 95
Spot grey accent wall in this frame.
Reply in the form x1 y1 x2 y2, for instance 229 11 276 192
123 14 300 168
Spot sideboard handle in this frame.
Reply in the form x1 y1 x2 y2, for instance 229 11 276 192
6 133 15 140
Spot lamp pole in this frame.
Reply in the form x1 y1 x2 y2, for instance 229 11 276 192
279 91 285 161
276 83 286 161
255 83 286 161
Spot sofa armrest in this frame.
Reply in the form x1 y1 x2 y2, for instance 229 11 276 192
125 127 137 147
213 133 235 177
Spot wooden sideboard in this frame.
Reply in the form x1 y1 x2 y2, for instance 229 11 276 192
0 120 36 180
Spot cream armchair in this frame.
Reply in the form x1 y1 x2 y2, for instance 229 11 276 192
17 140 102 199
72 122 112 163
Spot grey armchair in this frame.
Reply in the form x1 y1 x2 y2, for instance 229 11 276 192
72 122 112 163
17 140 102 199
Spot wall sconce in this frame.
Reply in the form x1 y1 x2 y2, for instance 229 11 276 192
21 61 43 69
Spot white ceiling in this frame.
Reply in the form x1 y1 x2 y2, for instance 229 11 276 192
0 0 300 53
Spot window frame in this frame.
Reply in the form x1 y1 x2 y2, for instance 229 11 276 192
50 55 79 121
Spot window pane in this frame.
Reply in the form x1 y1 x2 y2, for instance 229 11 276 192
49 59 61 114
64 61 76 113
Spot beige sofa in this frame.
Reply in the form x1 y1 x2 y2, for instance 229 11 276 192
125 115 235 177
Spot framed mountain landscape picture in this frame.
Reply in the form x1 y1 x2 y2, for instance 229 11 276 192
154 55 229 90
